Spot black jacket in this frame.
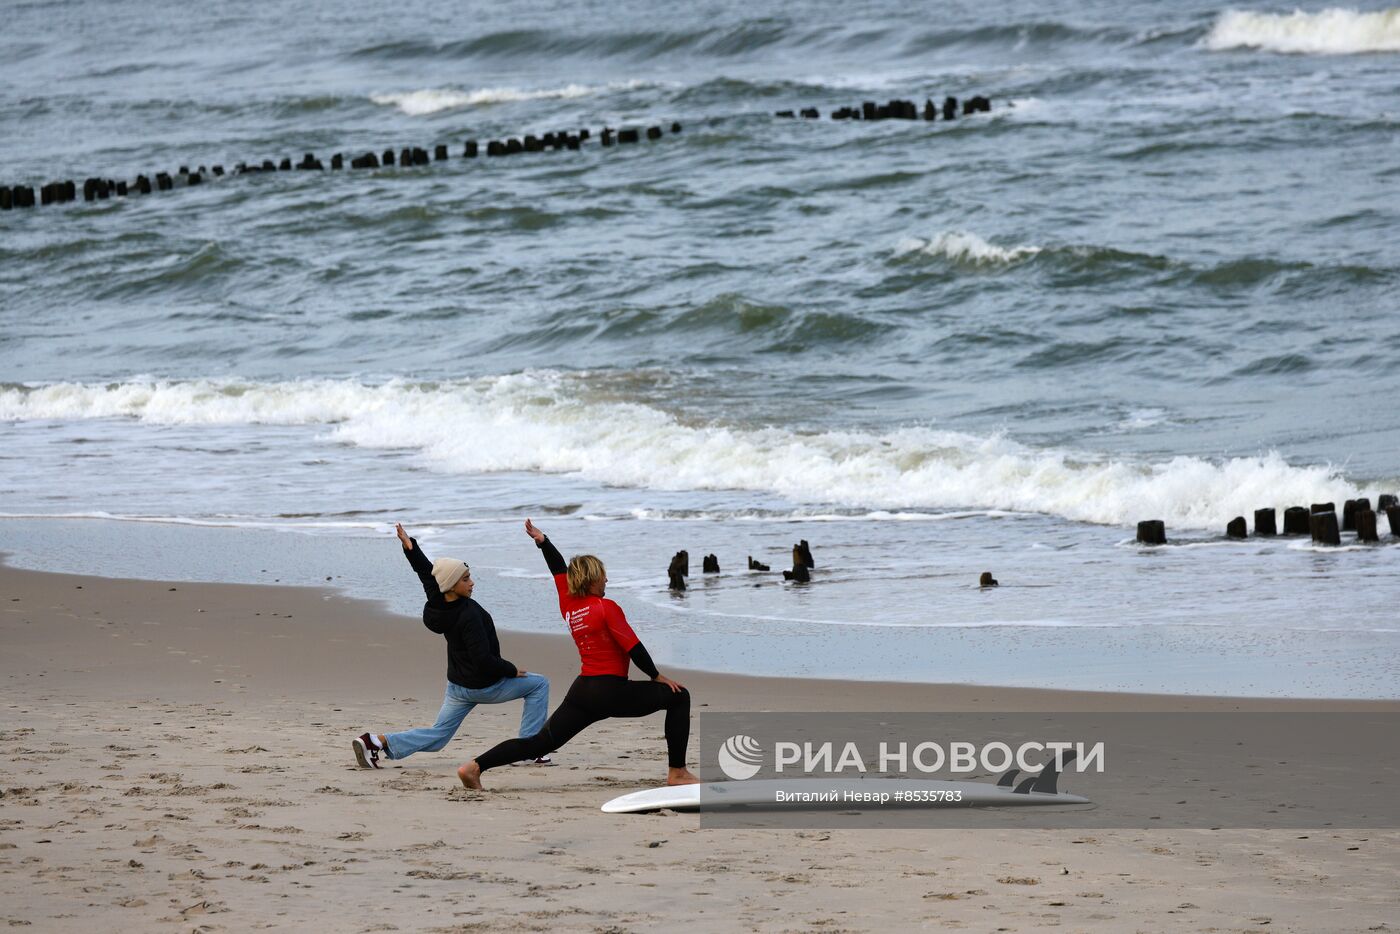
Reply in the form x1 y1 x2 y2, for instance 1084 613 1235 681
403 538 517 689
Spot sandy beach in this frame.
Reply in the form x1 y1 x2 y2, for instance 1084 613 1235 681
2 558 1396 932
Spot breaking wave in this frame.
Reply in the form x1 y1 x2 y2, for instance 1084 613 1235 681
893 231 1043 265
0 376 1381 530
369 81 645 115
1203 7 1400 55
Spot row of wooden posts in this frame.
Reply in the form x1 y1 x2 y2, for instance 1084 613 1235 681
667 540 816 590
0 122 684 212
1136 495 1400 546
776 95 993 121
2 94 1005 214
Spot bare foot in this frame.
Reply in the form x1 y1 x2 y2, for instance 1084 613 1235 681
666 767 700 786
457 761 483 790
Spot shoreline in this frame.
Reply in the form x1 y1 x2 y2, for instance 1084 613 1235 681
5 514 1396 699
5 557 1396 711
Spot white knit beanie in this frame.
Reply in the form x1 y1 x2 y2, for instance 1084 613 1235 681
432 558 469 593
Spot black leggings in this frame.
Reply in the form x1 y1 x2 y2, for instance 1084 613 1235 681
475 675 690 772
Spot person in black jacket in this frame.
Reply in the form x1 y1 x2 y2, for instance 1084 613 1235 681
350 523 551 769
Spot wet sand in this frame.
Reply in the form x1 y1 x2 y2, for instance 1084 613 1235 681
1 560 1396 932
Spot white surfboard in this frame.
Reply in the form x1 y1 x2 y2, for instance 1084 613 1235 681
601 778 1090 814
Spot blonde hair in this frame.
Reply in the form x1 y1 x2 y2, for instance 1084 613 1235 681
567 554 606 597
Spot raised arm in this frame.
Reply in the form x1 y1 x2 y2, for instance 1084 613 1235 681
525 518 567 576
396 522 439 602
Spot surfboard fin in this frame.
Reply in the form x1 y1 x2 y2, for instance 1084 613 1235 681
997 768 1020 788
1030 749 1078 795
1013 775 1037 794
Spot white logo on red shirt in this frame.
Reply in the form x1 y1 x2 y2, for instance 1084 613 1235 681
564 607 590 633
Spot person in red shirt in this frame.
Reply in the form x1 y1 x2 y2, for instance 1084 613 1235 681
456 519 700 790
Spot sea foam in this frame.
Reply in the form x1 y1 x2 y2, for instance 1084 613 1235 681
894 231 1042 265
0 377 1380 530
370 80 645 115
371 85 594 115
1203 7 1400 55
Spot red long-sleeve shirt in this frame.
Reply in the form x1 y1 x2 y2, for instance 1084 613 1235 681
535 536 657 679
553 573 641 677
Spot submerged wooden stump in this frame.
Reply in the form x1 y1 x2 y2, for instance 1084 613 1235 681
1135 519 1166 545
783 563 811 582
1282 506 1310 534
667 550 689 591
1345 497 1372 531
1355 509 1379 543
1309 511 1340 546
796 539 815 568
1253 508 1276 536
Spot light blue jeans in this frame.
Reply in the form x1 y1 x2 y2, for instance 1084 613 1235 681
385 674 549 760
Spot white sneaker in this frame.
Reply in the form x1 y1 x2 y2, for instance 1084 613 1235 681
352 733 382 769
